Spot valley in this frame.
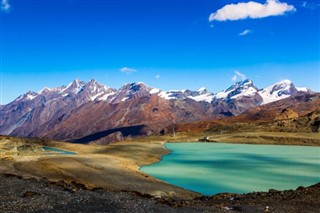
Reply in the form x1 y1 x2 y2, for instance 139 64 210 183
1 79 319 212
2 0 319 211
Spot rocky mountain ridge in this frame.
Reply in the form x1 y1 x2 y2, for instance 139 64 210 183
7 78 309 105
0 79 315 142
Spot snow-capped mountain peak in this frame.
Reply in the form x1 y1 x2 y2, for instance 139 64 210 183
121 82 151 93
14 91 39 102
111 82 152 103
25 91 39 100
198 87 206 92
83 79 109 93
39 86 66 96
60 79 86 95
81 79 115 101
215 79 257 100
6 78 314 109
258 79 298 105
158 88 214 103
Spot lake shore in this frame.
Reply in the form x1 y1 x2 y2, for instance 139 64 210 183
134 131 320 146
1 134 320 212
0 136 199 199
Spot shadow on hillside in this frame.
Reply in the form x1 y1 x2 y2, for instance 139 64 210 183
69 125 146 144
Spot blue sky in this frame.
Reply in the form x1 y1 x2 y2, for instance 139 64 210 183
1 0 319 104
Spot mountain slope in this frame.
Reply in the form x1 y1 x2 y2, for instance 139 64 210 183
258 80 300 105
172 93 320 134
0 79 314 142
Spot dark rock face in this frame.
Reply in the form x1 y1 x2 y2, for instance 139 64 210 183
91 131 124 145
0 79 313 143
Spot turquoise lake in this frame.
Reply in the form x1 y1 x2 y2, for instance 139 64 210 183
140 143 320 195
42 147 76 155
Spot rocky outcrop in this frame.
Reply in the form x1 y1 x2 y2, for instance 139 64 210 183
275 108 299 120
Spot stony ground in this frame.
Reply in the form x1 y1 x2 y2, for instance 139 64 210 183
1 174 319 213
0 174 216 213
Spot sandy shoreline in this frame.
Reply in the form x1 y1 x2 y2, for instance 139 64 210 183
0 137 200 199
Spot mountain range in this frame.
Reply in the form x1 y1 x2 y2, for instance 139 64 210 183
0 79 316 143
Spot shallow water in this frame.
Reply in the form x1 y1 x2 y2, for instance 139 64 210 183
42 146 76 155
141 143 320 195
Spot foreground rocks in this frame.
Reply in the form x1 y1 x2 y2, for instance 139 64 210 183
0 174 214 213
1 174 319 213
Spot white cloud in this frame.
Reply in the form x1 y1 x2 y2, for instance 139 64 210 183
232 71 246 82
119 67 137 75
239 29 252 36
1 0 10 12
209 0 296 22
155 74 160 79
302 1 307 7
301 1 320 9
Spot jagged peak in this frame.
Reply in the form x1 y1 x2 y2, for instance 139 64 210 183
215 79 257 100
198 87 206 91
278 79 292 85
59 79 86 95
226 79 254 91
88 78 97 83
39 87 50 93
258 80 298 105
236 79 253 87
21 91 39 101
68 79 85 87
121 82 151 92
267 80 295 91
26 91 38 95
39 86 66 94
198 87 207 94
124 81 148 87
84 79 110 90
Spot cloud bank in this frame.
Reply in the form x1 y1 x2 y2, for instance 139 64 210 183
1 0 10 12
209 0 296 22
119 67 137 75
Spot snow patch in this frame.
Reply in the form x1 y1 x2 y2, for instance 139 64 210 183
215 90 230 99
90 91 105 101
150 88 160 94
121 97 129 102
159 91 178 100
188 93 214 103
198 87 206 92
26 94 38 100
97 92 116 101
258 80 295 105
297 87 309 92
231 87 257 99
